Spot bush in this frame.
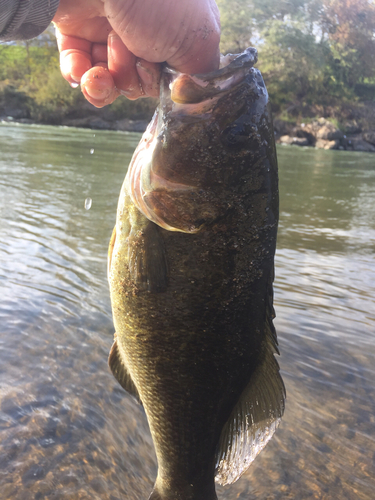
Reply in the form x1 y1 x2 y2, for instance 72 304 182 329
31 68 85 122
105 95 157 121
0 83 33 118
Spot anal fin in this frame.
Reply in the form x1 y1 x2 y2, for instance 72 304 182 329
108 337 142 404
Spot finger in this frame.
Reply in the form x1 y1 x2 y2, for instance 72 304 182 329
136 59 161 98
56 31 93 84
81 64 119 108
92 43 108 65
53 1 110 43
105 0 220 75
108 33 144 100
167 3 221 75
60 49 93 85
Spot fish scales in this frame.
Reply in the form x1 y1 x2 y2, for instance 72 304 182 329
108 47 285 500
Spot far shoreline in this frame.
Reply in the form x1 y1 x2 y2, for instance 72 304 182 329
1 113 375 154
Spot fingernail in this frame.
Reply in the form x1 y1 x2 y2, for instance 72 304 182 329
136 62 154 87
83 84 112 101
108 31 120 40
119 89 132 97
108 33 122 61
70 82 79 88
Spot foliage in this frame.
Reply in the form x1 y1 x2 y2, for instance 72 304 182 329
320 0 375 88
256 21 328 107
104 94 157 121
216 0 253 53
218 0 375 114
0 39 155 123
1 1 375 123
31 68 85 122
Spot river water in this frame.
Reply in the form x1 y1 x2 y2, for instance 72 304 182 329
0 123 374 500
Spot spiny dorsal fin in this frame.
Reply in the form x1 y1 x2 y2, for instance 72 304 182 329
108 338 142 404
215 341 285 485
127 209 168 293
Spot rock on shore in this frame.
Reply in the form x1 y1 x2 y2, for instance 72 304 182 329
275 117 375 153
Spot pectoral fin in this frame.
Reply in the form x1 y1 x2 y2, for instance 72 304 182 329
107 225 116 280
108 337 142 404
127 210 168 293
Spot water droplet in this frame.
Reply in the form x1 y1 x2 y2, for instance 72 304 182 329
84 198 92 210
90 148 94 154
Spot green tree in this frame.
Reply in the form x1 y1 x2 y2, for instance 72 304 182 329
321 0 375 88
217 0 375 110
251 0 314 23
217 0 254 53
257 20 328 108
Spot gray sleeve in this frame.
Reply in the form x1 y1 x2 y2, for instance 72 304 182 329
0 0 60 42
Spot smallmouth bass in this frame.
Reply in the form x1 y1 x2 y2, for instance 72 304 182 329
108 47 285 500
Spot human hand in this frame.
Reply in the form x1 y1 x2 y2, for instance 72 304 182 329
53 0 220 107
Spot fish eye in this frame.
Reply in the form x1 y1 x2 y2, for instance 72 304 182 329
221 123 251 148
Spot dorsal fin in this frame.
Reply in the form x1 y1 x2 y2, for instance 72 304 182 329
215 271 285 485
108 337 142 404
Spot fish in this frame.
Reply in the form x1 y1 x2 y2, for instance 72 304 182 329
107 47 285 500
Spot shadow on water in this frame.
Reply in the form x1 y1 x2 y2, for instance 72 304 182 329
1 125 374 499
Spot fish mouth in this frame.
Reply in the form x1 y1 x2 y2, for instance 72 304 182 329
169 47 258 104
